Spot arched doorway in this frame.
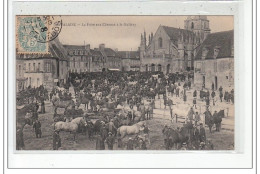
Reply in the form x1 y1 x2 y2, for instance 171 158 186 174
166 64 170 74
151 64 155 72
158 64 162 72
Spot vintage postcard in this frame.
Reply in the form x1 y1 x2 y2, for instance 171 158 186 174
16 15 234 151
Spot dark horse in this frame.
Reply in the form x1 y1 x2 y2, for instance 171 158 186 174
213 110 224 132
205 110 224 133
155 86 166 99
165 126 190 150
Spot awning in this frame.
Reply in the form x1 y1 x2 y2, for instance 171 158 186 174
108 68 120 71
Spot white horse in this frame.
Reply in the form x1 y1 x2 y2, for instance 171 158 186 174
54 117 87 141
117 121 145 138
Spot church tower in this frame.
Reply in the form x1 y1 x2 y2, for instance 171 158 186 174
184 15 211 42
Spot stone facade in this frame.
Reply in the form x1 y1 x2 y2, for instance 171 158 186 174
16 37 69 91
139 16 210 74
64 44 121 72
64 45 91 73
118 51 140 71
194 30 234 90
16 59 27 91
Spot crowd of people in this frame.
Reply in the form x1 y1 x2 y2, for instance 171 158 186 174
17 70 234 150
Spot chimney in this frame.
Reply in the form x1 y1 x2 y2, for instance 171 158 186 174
99 44 105 51
86 44 90 51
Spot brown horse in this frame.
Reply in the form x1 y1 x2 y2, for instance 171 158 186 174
76 95 90 110
204 110 214 133
52 98 75 113
166 126 190 150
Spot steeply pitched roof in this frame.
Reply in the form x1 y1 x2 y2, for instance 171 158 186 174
103 48 118 57
90 49 103 57
161 26 195 45
195 30 234 60
117 51 140 59
63 45 86 50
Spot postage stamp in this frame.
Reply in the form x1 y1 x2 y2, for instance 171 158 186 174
16 15 62 54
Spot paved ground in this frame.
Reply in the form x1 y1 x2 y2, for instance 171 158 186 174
21 87 234 150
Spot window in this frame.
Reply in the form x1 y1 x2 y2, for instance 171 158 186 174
38 63 40 72
231 46 234 57
151 64 155 72
158 37 163 48
28 63 31 72
73 58 75 67
33 63 36 72
214 47 220 59
46 62 51 72
191 22 194 29
202 47 209 59
29 77 31 86
18 65 21 76
158 64 162 72
37 78 40 87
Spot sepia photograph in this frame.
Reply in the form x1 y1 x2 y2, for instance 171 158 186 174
15 15 234 151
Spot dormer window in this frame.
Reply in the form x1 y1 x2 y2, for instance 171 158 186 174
214 46 220 59
231 46 234 57
202 47 209 59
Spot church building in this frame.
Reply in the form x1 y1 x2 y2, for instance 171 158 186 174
139 16 211 74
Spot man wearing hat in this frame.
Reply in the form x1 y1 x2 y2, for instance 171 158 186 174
162 124 169 148
53 130 61 150
194 112 200 126
187 107 194 122
139 139 147 150
199 123 206 142
33 119 42 138
127 138 134 150
108 119 116 135
96 134 105 150
105 132 115 150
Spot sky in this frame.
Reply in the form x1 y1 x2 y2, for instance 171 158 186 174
58 16 234 51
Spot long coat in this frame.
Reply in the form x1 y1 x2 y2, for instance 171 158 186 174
199 127 206 142
53 132 61 150
96 136 105 150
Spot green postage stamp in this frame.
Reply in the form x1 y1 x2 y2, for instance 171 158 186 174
16 16 62 54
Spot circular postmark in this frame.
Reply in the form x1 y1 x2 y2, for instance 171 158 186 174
18 15 62 44
37 15 63 43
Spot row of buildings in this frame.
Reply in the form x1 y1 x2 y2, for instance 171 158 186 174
16 16 234 91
